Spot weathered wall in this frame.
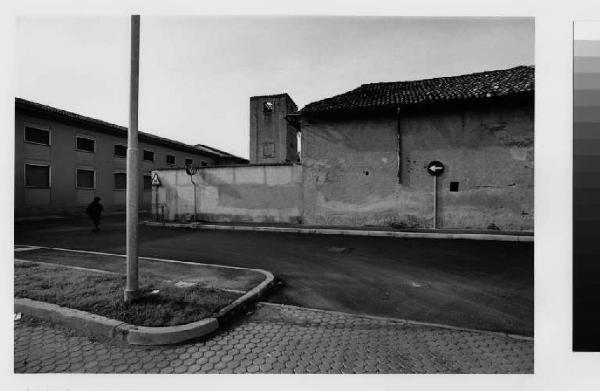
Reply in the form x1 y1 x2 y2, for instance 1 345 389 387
301 100 534 231
153 164 303 223
399 102 534 231
249 94 298 164
301 115 400 226
154 99 533 231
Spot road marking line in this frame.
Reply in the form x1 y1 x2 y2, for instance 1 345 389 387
15 258 249 293
14 244 271 287
15 258 119 275
14 246 41 252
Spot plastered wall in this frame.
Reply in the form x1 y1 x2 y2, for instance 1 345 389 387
301 101 534 231
155 100 533 231
15 111 216 218
153 164 303 223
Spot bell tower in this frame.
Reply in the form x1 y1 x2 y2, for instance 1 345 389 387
249 93 298 164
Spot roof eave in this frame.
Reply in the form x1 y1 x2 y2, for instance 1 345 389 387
15 98 228 159
300 90 534 117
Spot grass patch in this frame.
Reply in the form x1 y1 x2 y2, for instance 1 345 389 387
14 261 242 327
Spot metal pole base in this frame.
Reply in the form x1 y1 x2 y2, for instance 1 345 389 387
123 289 141 303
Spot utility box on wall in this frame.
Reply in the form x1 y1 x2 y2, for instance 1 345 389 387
249 93 299 164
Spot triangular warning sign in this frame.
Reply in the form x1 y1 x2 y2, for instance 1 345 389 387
151 173 161 186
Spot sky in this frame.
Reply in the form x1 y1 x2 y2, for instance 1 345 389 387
575 21 600 40
16 16 534 159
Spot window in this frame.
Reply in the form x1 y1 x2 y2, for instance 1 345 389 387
76 136 95 153
25 164 50 187
263 101 274 113
24 126 50 145
450 182 459 192
166 155 176 165
200 161 208 167
262 142 275 158
76 169 95 189
143 175 152 191
185 158 193 166
143 150 154 162
114 144 127 158
114 172 126 190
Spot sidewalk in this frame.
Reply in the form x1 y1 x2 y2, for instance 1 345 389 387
13 246 533 373
14 302 533 374
145 220 534 242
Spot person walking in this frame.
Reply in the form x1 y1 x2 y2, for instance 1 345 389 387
86 197 103 232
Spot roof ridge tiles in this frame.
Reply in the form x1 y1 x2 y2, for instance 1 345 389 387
360 65 532 87
301 65 534 114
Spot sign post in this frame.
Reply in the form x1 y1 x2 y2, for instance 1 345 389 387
185 165 198 221
124 15 140 303
151 173 161 221
426 161 445 229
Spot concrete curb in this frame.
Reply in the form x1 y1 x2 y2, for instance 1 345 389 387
14 298 219 345
216 266 274 324
144 221 534 242
118 318 219 345
14 260 275 346
15 298 125 338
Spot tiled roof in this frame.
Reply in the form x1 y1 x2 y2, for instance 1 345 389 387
301 65 534 114
15 98 248 163
194 143 247 159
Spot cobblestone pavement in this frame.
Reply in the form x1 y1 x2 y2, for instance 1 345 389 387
14 303 533 374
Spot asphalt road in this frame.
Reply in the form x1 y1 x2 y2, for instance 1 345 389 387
14 216 533 336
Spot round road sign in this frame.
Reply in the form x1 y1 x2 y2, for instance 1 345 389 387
427 161 445 176
185 165 198 176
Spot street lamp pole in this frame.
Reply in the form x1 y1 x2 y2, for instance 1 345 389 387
124 14 140 303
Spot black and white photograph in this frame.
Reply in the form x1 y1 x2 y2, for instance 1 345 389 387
10 15 536 376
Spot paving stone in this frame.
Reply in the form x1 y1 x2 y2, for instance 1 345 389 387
200 362 215 372
13 303 533 374
233 365 247 374
142 360 158 370
169 359 183 367
188 364 201 372
129 362 143 372
160 366 174 374
174 365 189 374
